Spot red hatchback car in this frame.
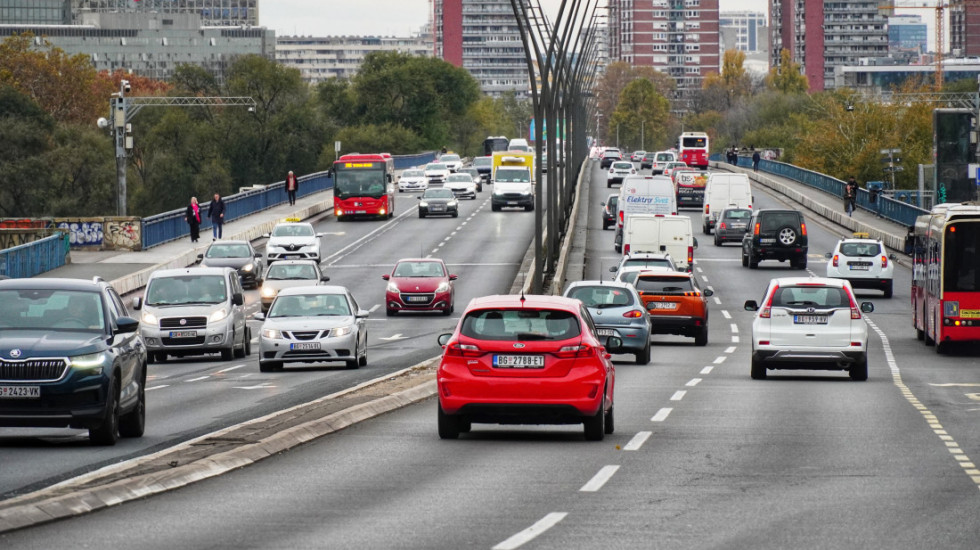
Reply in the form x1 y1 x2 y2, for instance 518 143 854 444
436 295 621 440
383 258 457 316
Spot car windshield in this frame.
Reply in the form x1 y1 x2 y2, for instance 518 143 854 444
269 293 351 317
146 275 227 306
612 162 633 170
447 175 472 182
271 225 314 237
495 169 530 183
839 242 881 257
623 258 673 270
423 188 454 199
760 213 802 232
265 263 318 280
567 286 635 308
402 170 424 178
771 286 848 308
205 244 251 258
724 210 752 219
0 289 105 331
460 308 581 341
474 157 492 167
440 155 460 162
426 164 448 171
635 276 694 294
393 261 446 278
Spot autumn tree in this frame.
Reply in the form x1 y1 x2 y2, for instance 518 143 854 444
596 61 676 143
608 79 671 151
766 49 809 94
700 49 753 111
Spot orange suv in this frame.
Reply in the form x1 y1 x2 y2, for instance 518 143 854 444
635 271 713 345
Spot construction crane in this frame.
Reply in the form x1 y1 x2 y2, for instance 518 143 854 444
878 1 947 89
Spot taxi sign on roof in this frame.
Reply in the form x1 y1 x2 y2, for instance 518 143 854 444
852 232 870 239
284 217 301 222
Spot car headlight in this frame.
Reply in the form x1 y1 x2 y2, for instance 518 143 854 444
301 244 316 251
141 311 158 325
449 199 458 206
419 201 428 208
262 328 281 339
70 351 107 373
436 281 451 293
332 326 353 337
387 282 400 293
209 308 229 323
242 263 254 272
260 286 278 298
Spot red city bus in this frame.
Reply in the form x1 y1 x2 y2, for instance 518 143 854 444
678 131 709 170
912 203 980 353
333 154 395 220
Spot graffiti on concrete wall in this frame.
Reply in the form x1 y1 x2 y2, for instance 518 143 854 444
0 219 53 229
105 219 141 250
56 220 104 247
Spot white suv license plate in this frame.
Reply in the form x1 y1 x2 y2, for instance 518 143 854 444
794 315 829 325
0 386 40 399
848 264 871 271
493 354 545 368
290 342 321 351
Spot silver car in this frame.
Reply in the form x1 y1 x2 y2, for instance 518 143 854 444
564 281 652 364
259 260 330 313
255 286 369 371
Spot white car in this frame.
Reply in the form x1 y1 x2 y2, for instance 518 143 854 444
397 169 428 192
609 253 678 282
444 173 477 199
744 277 874 381
650 151 677 174
825 236 895 297
606 161 636 187
424 163 450 186
612 265 673 287
439 154 463 172
264 222 323 264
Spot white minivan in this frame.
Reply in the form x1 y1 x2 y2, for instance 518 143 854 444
614 175 676 253
621 214 697 272
702 173 752 234
508 138 531 152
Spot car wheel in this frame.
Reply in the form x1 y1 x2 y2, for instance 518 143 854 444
935 340 946 355
458 420 472 433
386 308 397 317
883 280 893 298
916 325 925 341
607 180 612 188
89 376 120 446
635 340 651 365
221 346 234 361
525 204 534 212
583 396 606 441
259 361 281 373
750 356 767 380
491 204 501 212
741 251 748 267
602 221 610 230
234 329 246 358
748 255 759 269
438 404 461 439
359 352 368 367
694 326 708 346
119 368 146 438
714 234 722 246
777 226 799 246
419 211 425 219
792 256 807 270
703 221 710 235
850 356 868 381
452 210 458 218
604 403 615 435
244 327 252 356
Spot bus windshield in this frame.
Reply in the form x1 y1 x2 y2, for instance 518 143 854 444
335 170 386 200
943 222 980 292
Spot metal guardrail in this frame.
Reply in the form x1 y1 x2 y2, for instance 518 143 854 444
711 154 928 228
0 233 70 278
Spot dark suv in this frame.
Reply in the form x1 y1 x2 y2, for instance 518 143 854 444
741 209 809 269
0 277 146 445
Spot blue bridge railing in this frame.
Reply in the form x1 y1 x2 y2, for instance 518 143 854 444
0 233 70 278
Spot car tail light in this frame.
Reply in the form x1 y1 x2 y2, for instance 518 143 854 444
758 340 770 346
760 284 778 318
609 168 614 173
445 342 483 357
718 222 727 230
801 223 807 236
630 169 636 174
704 204 709 215
556 343 595 358
754 222 760 235
687 246 694 267
881 255 888 268
845 286 861 319
623 309 643 318
624 243 631 254
619 210 624 224
832 254 839 267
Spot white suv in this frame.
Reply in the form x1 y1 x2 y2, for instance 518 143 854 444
825 236 895 297
609 252 678 280
606 161 636 187
744 277 874 381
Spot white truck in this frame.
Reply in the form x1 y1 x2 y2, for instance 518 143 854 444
614 175 677 253
491 152 534 211
702 173 752 234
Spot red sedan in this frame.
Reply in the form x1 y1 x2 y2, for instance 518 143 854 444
383 258 457 316
436 295 621 440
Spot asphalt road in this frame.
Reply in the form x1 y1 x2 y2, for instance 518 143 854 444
3 163 980 548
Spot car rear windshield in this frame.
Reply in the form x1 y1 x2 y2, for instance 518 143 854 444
771 286 849 308
426 164 448 171
612 162 633 170
656 153 673 161
623 258 673 270
724 209 752 219
839 242 881 256
635 276 694 294
460 309 581 341
474 157 492 166
567 286 635 308
760 212 801 232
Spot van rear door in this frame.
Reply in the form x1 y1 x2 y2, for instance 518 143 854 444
625 216 661 255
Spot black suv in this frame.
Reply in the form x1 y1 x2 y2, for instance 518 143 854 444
0 277 146 445
741 209 809 269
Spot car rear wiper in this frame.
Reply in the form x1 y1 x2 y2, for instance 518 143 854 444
595 303 623 309
784 301 820 306
515 333 548 341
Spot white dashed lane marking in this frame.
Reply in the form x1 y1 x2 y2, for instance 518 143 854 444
686 378 702 387
186 376 209 382
724 346 736 354
651 408 673 422
730 323 739 333
146 385 169 391
721 310 731 319
713 297 722 305
700 366 713 374
623 431 652 451
731 335 740 343
493 512 568 550
579 465 620 492
670 390 686 401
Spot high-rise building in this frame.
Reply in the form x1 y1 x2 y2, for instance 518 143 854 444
770 0 888 91
608 0 721 94
74 0 258 27
950 1 980 58
887 14 927 57
431 0 531 97
276 33 432 84
0 0 71 24
719 10 766 54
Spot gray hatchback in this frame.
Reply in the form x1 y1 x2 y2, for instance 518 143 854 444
564 281 652 365
714 208 752 246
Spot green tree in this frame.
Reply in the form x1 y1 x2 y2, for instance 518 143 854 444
700 50 753 111
608 79 671 151
766 49 809 94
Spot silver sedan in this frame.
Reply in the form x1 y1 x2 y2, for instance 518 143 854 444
255 286 369 371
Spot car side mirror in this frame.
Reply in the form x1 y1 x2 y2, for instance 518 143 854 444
132 296 143 310
382 274 390 280
116 316 139 334
417 196 422 200
605 336 624 354
825 252 833 259
316 233 325 238
744 300 759 311
437 333 452 347
321 275 330 282
861 302 874 313
703 289 713 297
356 309 370 319
232 293 244 306
253 312 266 321
609 266 617 273
693 238 698 250
449 274 458 281
888 254 897 260
196 253 203 263
600 202 605 206
255 253 262 259
262 233 270 238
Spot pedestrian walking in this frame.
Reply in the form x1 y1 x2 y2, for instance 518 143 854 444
285 170 298 206
208 192 225 240
843 176 858 217
751 149 761 172
184 196 201 242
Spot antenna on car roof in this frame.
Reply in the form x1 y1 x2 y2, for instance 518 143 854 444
520 271 526 304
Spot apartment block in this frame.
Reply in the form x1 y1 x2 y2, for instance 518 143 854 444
719 10 766 53
276 34 432 84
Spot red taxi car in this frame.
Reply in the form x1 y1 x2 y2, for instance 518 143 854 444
383 258 456 316
436 295 621 440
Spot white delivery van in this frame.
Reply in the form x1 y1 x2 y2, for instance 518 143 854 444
621 214 697 271
614 175 677 253
508 138 531 152
702 173 752 234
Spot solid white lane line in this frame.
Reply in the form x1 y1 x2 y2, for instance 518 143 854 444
492 512 568 550
651 407 673 422
186 376 209 382
623 431 652 451
580 465 621 492
730 323 739 332
713 356 727 364
721 310 731 319
686 378 702 387
670 390 686 401
146 385 169 391
215 364 246 374
724 346 736 354
731 335 740 343
713 297 722 305
700 366 713 375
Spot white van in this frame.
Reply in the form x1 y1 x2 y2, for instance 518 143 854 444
615 175 677 253
622 214 697 271
702 173 752 234
508 138 531 153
